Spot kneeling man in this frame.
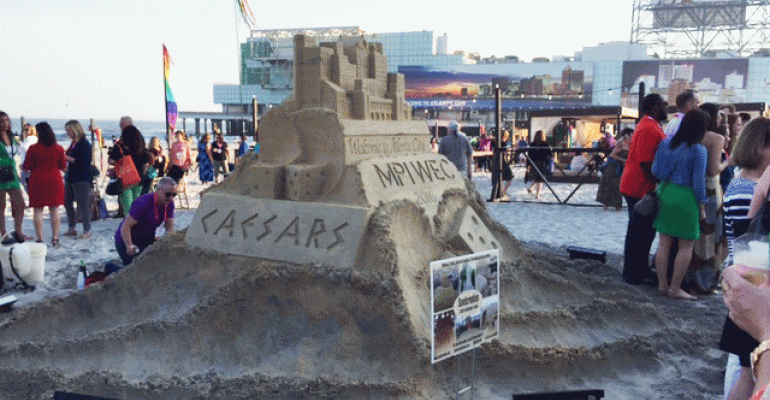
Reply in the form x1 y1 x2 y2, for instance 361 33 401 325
115 177 176 265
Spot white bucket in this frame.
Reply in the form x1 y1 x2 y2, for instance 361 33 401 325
0 243 31 280
26 243 47 285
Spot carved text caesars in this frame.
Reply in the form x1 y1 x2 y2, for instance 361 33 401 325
200 209 349 251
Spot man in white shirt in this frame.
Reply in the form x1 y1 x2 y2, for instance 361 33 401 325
569 152 590 172
664 90 699 138
438 120 473 178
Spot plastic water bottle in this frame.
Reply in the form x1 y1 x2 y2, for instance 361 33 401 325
77 261 87 290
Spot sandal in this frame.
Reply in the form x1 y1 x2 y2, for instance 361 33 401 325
51 238 60 248
64 230 78 237
79 232 92 239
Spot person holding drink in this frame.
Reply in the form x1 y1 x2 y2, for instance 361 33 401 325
722 120 770 399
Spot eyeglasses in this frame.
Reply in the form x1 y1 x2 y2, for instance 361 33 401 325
165 192 177 198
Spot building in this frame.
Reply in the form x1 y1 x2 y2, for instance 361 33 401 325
436 32 448 55
213 27 770 130
214 28 470 114
576 41 648 61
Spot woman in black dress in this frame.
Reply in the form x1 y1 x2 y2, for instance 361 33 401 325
526 130 552 200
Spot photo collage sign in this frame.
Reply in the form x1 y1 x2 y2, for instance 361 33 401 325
430 249 499 363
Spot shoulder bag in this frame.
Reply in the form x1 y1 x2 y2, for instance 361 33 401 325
747 186 770 236
633 154 680 217
114 145 141 188
0 141 17 184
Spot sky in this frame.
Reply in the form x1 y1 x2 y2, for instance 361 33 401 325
1 0 633 122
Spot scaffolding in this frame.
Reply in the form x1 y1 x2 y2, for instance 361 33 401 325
631 0 770 58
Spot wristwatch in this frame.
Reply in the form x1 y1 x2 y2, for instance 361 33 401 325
751 340 770 380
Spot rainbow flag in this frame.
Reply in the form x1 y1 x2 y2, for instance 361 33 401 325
163 44 178 132
237 0 257 29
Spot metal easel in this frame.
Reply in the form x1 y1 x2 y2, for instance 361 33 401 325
455 347 478 400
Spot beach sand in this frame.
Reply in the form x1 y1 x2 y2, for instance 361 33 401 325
0 169 727 399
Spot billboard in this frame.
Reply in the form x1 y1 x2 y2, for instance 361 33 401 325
652 0 747 29
431 250 499 363
400 63 592 111
621 58 749 109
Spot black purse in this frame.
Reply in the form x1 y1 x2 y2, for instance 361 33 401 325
633 156 680 217
105 178 122 196
0 140 17 184
0 165 15 183
746 187 770 235
633 192 658 217
89 164 100 178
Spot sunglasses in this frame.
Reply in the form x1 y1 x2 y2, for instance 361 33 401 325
165 192 178 198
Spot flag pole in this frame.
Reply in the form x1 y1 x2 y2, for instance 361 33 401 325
163 44 172 151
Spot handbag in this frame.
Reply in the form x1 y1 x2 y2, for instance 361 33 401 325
0 141 17 184
89 164 100 178
598 160 609 173
114 145 141 187
146 165 158 179
634 192 659 217
633 155 681 217
105 178 122 196
746 187 770 235
0 166 14 184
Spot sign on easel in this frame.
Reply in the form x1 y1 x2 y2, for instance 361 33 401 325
430 249 499 363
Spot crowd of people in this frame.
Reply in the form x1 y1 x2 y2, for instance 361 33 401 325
435 95 770 399
613 91 770 400
0 112 253 261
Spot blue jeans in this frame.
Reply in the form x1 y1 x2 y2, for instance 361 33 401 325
623 195 657 280
115 239 146 266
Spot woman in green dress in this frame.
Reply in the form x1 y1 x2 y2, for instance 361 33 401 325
651 109 710 300
0 111 26 239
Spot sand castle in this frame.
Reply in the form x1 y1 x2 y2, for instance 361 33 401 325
186 34 513 270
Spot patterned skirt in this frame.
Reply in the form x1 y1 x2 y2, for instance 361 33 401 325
692 175 726 270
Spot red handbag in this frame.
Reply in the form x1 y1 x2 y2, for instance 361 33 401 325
115 152 141 187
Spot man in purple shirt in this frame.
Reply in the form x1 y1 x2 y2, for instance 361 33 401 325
115 177 177 265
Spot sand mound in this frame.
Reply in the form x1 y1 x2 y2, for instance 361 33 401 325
0 196 728 399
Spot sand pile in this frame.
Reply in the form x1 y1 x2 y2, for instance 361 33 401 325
0 194 727 399
0 181 507 399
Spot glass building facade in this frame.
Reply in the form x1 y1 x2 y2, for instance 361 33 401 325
213 27 770 120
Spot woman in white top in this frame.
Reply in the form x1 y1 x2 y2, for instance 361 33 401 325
19 123 37 192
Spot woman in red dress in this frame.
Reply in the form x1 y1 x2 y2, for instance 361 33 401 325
22 122 66 246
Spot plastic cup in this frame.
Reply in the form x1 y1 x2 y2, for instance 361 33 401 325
732 233 770 286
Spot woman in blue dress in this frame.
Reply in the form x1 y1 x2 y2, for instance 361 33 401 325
197 133 214 183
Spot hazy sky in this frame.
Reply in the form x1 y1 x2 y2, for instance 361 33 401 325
2 0 632 121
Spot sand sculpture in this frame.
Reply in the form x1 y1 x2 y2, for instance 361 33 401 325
183 34 519 363
0 35 725 399
187 35 515 269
